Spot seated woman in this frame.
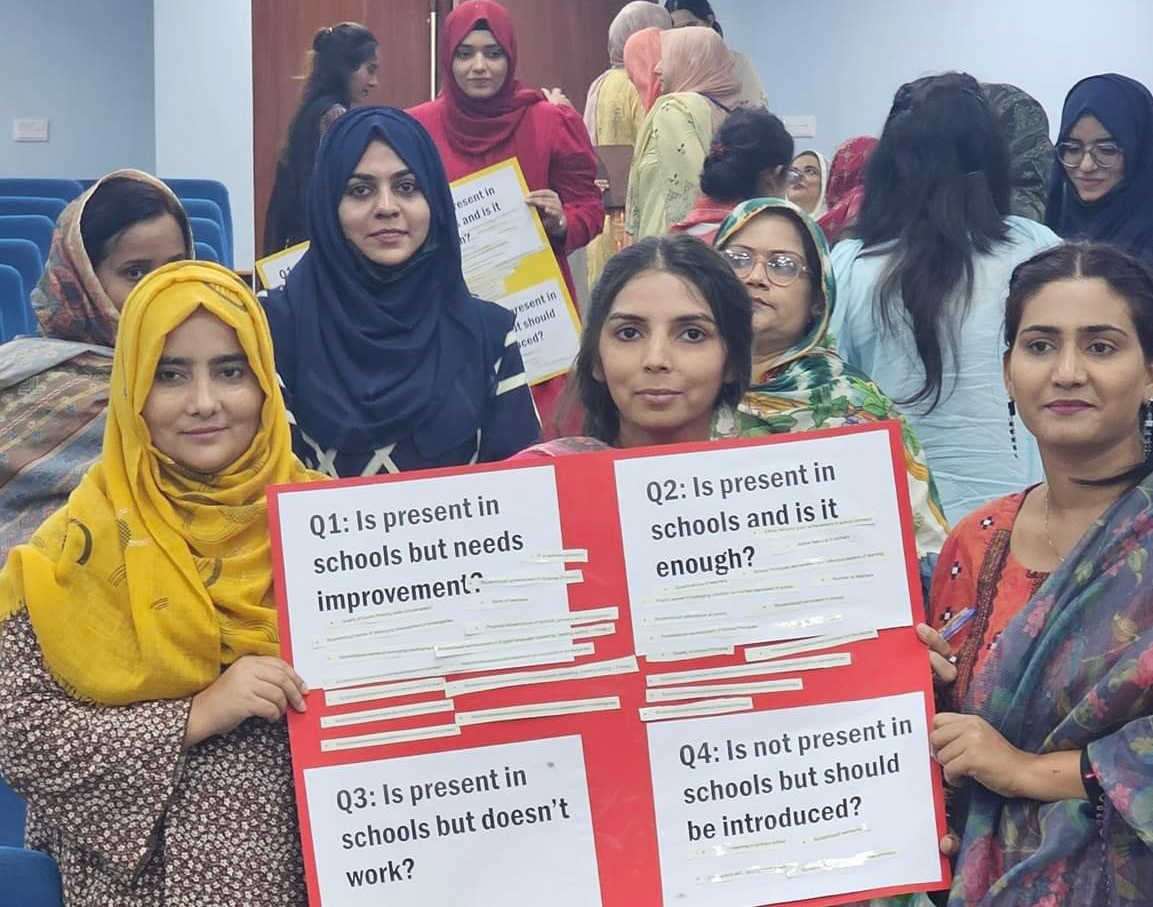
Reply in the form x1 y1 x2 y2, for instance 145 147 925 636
625 26 743 240
263 106 540 477
0 170 192 563
0 261 319 904
670 106 794 245
517 232 751 455
928 242 1153 905
1045 73 1153 264
713 197 948 564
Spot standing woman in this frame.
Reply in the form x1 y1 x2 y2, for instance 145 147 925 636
0 262 319 904
817 136 878 245
263 22 379 254
664 0 767 110
1045 73 1153 264
787 150 828 218
671 107 794 245
409 0 604 430
264 106 540 478
831 72 1060 523
982 83 1055 223
625 26 742 240
583 1 673 287
0 170 192 563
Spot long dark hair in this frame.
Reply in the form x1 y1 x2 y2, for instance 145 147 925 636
81 177 189 267
855 71 1011 411
566 234 752 442
700 108 794 201
299 22 377 110
664 0 722 35
1005 242 1153 486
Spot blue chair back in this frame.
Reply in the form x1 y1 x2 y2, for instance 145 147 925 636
180 199 229 263
194 241 220 264
0 240 41 335
0 197 66 222
188 217 228 268
0 179 82 203
0 846 64 906
0 265 20 341
163 179 233 263
0 773 24 847
0 215 54 262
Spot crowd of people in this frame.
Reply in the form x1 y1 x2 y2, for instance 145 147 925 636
2 0 1153 904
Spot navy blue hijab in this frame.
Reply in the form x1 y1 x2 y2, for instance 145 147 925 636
274 106 485 455
1046 74 1153 263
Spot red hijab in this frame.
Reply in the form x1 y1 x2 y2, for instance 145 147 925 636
438 0 544 156
817 136 878 245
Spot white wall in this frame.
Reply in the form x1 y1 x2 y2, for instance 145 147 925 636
714 0 1153 157
153 0 256 270
0 0 155 177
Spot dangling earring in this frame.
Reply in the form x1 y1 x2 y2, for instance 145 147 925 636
1007 399 1018 458
1143 400 1153 460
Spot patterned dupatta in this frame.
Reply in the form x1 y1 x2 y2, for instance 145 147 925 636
950 475 1153 905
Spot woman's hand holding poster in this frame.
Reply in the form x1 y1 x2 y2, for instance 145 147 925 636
268 423 950 906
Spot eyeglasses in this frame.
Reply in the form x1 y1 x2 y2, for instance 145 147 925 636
721 246 811 287
785 167 804 187
1057 140 1123 170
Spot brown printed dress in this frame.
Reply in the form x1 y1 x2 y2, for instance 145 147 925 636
0 612 307 905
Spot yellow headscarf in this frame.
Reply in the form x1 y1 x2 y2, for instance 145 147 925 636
0 261 320 705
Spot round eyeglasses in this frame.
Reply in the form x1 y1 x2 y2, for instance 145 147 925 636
1057 141 1122 170
721 246 811 287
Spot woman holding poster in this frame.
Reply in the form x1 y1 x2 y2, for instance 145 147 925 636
264 106 540 478
712 198 949 566
929 243 1153 905
409 0 603 431
0 262 317 905
516 232 751 458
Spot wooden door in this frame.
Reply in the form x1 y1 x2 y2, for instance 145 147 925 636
251 0 451 255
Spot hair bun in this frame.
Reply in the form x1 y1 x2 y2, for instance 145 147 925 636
312 26 334 52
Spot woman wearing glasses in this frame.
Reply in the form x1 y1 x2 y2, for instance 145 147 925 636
1046 74 1153 264
714 198 948 568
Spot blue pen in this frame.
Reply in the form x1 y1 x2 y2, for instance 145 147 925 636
939 607 976 641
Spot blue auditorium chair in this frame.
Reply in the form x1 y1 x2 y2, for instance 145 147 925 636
0 264 19 341
0 179 82 203
163 179 233 264
188 217 229 268
194 242 220 264
0 847 64 906
0 772 24 846
0 215 54 262
180 198 230 263
0 197 66 222
0 239 41 335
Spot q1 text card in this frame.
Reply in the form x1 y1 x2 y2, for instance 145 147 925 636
268 422 950 907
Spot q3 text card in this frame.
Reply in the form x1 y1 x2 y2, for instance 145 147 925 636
268 422 949 907
449 158 582 385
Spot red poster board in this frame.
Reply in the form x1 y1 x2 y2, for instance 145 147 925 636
268 423 951 907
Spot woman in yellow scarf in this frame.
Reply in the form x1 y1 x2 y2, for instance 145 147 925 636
0 261 319 905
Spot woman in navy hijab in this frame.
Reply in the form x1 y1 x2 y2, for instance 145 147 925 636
1046 74 1153 263
263 106 540 476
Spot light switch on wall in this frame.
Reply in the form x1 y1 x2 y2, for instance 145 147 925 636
782 116 816 139
13 118 50 142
